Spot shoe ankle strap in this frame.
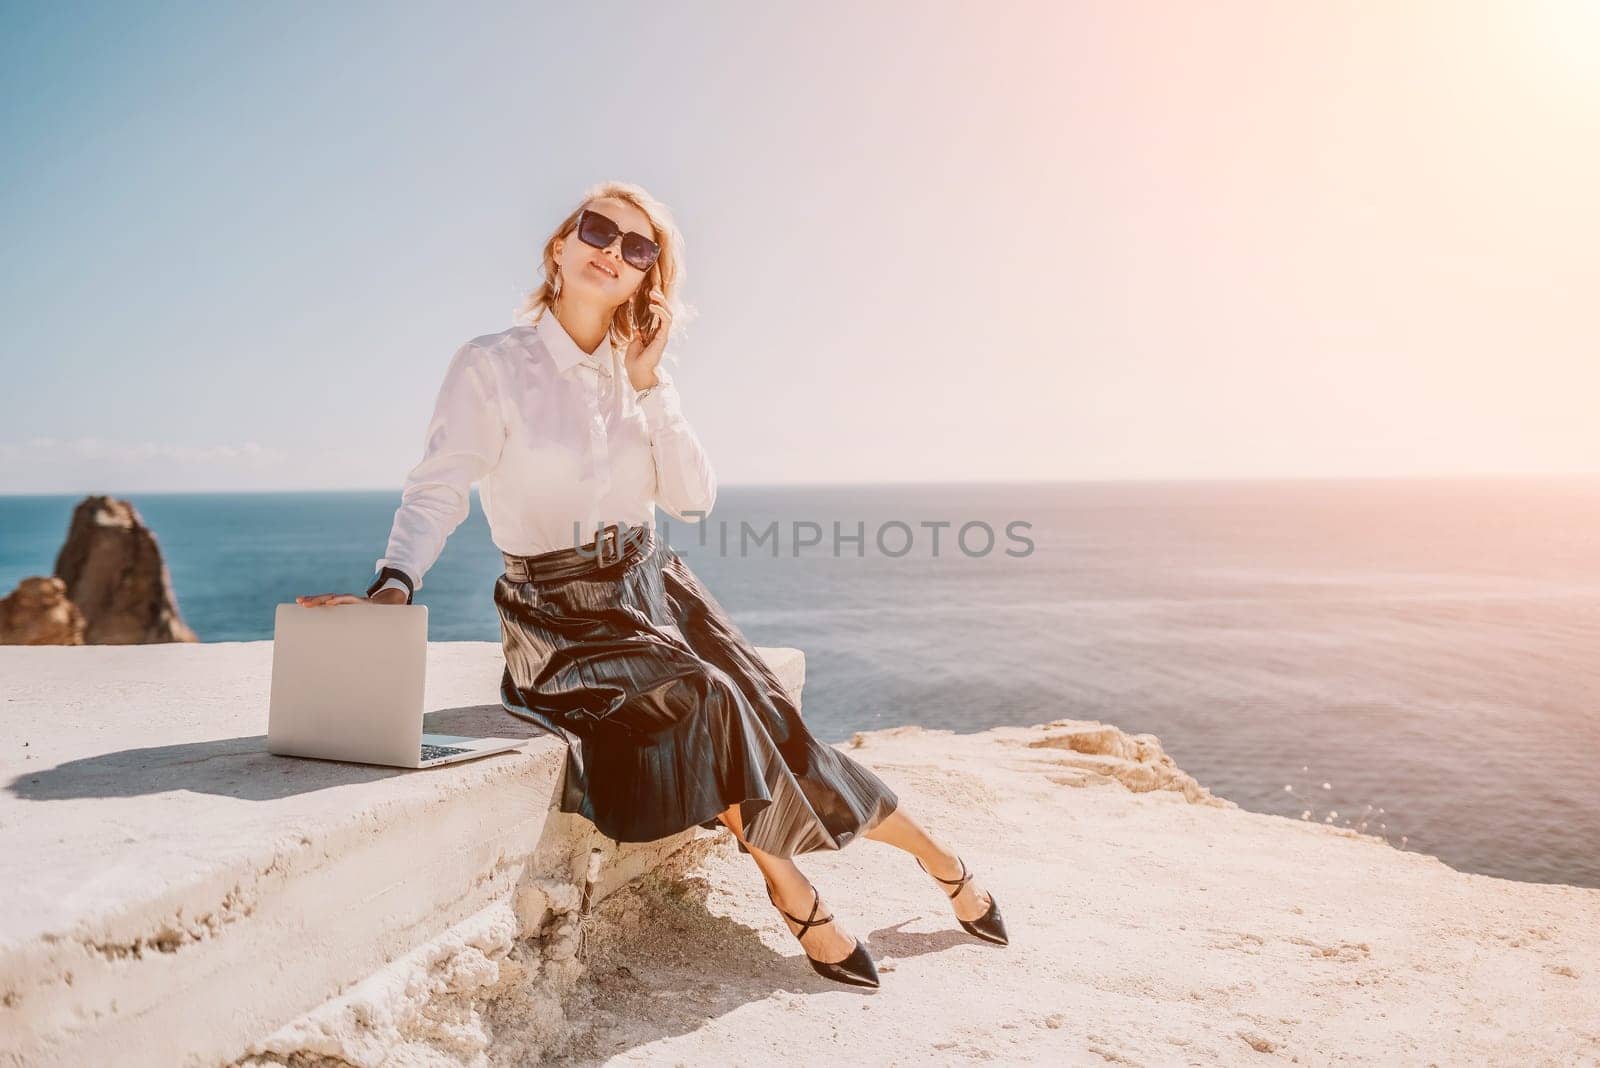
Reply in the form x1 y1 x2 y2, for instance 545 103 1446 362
920 856 974 897
769 883 833 940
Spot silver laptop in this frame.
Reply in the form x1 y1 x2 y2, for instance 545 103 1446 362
268 601 523 768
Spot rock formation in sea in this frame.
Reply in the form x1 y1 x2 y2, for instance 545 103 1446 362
0 576 86 645
48 495 198 644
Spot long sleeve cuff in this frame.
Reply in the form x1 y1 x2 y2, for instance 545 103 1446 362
366 565 416 603
636 367 686 430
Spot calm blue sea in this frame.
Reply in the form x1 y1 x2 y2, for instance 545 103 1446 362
4 477 1598 890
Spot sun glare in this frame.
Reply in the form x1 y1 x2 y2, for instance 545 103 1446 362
1532 0 1600 87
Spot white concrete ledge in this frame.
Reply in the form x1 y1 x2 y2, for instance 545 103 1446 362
0 640 805 1068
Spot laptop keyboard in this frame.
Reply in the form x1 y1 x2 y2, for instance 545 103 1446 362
421 743 472 761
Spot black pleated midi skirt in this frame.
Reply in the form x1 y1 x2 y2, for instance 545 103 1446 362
494 522 899 858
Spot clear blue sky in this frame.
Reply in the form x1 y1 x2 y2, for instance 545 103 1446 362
3 1 1596 493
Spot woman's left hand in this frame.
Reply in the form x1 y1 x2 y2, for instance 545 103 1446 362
623 287 673 391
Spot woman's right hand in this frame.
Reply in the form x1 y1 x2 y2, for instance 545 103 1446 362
296 588 408 607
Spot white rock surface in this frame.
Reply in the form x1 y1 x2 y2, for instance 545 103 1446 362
0 640 803 1067
552 721 1600 1065
7 643 1598 1065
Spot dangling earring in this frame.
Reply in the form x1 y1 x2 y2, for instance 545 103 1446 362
552 268 563 300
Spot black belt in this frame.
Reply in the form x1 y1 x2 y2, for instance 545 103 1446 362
501 522 650 582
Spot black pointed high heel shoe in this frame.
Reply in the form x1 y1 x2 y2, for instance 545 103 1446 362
765 881 880 989
918 855 1009 945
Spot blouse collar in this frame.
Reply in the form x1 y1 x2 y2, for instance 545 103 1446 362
534 305 615 378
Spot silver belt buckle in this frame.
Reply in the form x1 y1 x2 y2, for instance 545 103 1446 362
596 525 621 566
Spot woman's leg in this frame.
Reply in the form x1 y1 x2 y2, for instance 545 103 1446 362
863 807 995 923
718 803 860 963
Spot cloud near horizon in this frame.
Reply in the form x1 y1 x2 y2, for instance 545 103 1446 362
0 437 294 494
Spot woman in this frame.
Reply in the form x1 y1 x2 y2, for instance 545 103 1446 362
296 182 1005 988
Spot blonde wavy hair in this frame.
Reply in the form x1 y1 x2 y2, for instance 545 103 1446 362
513 181 696 357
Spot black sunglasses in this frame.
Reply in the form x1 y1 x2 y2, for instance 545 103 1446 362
575 208 661 273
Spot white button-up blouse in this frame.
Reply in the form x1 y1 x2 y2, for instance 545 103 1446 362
370 306 717 595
